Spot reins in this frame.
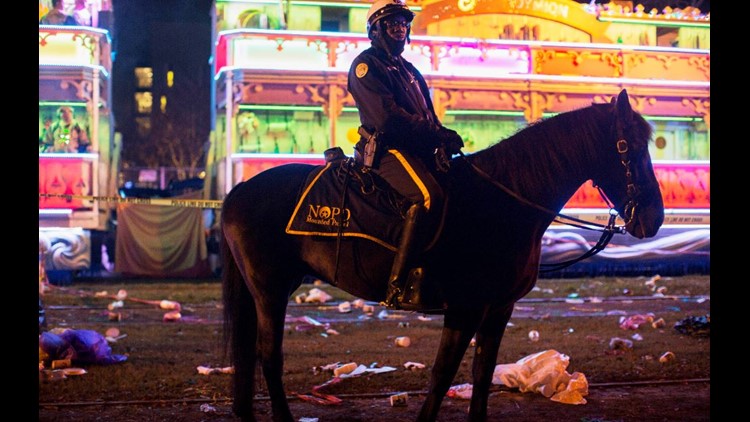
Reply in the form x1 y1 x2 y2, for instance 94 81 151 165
331 158 359 287
456 141 635 272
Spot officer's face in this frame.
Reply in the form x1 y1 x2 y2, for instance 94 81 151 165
382 16 409 41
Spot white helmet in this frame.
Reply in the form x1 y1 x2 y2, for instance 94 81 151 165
366 0 415 35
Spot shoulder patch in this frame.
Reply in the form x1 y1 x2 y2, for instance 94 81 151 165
355 63 368 78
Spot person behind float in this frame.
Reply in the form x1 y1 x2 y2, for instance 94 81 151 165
71 0 92 27
346 0 464 310
40 0 77 25
42 106 90 153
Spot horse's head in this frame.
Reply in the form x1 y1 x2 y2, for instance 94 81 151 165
594 89 664 239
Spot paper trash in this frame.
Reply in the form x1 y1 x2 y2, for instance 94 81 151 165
337 364 397 378
304 288 333 303
446 383 473 399
492 349 588 404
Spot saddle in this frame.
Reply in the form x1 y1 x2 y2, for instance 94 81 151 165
285 147 412 251
286 147 449 313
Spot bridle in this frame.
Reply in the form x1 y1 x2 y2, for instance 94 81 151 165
457 125 643 272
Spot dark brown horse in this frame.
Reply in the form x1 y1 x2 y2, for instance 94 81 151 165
221 89 664 422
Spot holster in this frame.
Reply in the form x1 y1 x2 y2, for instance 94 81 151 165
357 126 379 168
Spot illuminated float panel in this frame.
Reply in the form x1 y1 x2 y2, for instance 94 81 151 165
39 26 112 67
39 154 96 210
39 25 114 230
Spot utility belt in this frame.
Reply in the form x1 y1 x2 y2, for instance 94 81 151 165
358 126 452 174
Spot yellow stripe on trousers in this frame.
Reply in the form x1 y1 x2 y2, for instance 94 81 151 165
388 149 431 211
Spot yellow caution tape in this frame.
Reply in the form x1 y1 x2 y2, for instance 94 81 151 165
39 193 223 209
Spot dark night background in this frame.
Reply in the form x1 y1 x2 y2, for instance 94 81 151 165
112 0 214 173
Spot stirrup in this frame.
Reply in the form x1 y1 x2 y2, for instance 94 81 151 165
381 268 424 311
381 285 403 309
396 268 424 310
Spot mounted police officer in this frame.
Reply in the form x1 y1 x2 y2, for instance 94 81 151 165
347 0 464 310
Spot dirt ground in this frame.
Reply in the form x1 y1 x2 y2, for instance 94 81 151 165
39 278 711 421
39 381 710 421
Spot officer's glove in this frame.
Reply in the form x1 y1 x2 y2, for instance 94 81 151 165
439 127 464 155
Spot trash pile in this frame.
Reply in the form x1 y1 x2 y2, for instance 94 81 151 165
674 315 710 337
601 310 680 363
297 361 399 405
492 349 589 404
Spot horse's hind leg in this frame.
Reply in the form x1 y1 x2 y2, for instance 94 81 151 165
222 230 259 421
468 305 513 422
254 293 295 422
417 311 482 422
232 297 259 421
224 226 295 422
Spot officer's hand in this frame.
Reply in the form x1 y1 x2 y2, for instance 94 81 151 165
440 128 464 155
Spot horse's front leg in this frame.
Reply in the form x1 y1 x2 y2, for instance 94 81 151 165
417 310 483 422
468 304 514 422
255 296 295 422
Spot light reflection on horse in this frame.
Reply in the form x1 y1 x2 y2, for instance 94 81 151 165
221 89 664 422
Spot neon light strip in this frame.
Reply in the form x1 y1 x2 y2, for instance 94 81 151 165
240 105 360 113
238 104 323 112
446 110 525 117
420 71 711 88
232 153 324 159
597 16 710 28
215 0 420 11
218 30 708 54
237 105 527 117
644 116 704 122
39 209 73 216
39 227 87 232
39 25 112 41
39 101 105 108
219 28 364 38
39 63 110 78
652 160 709 165
39 153 99 159
216 66 708 88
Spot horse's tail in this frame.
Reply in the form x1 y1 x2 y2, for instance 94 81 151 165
220 226 257 416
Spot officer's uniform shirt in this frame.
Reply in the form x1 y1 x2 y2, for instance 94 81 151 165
347 46 444 160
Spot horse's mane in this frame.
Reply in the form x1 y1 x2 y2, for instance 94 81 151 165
468 102 649 200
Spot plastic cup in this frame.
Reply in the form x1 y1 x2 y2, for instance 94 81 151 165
333 362 357 376
659 351 675 363
395 336 411 347
389 392 408 407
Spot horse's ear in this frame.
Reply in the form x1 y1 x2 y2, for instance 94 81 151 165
615 89 633 126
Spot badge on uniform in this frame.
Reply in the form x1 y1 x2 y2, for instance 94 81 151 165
355 63 368 78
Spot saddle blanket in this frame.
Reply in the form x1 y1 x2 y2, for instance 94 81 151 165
285 160 406 251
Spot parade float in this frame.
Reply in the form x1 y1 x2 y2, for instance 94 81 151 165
39 16 118 278
209 0 709 274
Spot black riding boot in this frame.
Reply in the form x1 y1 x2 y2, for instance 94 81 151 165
383 203 425 310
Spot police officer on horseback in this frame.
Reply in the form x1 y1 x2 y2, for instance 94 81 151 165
347 0 464 310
